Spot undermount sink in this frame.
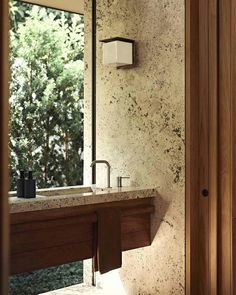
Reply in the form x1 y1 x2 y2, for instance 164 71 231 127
38 186 93 197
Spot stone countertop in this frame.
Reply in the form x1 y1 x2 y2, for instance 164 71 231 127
9 185 158 214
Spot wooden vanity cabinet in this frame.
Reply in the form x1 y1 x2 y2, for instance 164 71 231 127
10 198 154 275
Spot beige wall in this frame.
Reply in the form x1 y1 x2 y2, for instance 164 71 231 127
84 0 185 294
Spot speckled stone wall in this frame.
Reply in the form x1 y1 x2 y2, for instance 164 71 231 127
84 0 185 294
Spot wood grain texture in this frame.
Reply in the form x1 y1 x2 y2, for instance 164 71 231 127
208 0 218 293
218 0 233 293
232 0 236 221
232 1 236 293
186 0 234 293
10 200 154 275
0 0 9 294
96 207 121 274
233 219 236 294
198 0 210 293
11 222 94 254
185 0 200 293
186 0 218 294
11 241 94 275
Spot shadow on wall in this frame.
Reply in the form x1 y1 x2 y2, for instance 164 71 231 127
119 195 171 295
95 195 173 295
151 194 170 243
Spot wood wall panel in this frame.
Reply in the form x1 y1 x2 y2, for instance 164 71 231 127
232 219 236 293
218 0 233 293
208 0 218 293
231 0 236 294
232 0 236 220
198 0 210 293
0 0 9 294
185 0 200 293
186 0 218 294
232 1 236 293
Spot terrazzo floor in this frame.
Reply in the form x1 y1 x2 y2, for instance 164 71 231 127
41 285 110 295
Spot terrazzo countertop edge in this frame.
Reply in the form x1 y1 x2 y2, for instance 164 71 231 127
9 186 159 214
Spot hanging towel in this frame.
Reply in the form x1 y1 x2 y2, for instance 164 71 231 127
95 207 122 274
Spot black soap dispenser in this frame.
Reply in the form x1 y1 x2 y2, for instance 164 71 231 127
17 170 25 198
24 171 36 198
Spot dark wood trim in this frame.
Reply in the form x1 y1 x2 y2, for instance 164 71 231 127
0 0 9 294
208 0 218 293
232 0 236 220
232 0 236 291
185 0 200 293
100 37 135 44
232 219 236 293
198 0 210 293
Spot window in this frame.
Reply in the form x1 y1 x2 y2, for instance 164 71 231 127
9 0 84 191
9 1 85 293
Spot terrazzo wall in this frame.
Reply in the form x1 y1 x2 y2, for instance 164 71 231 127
84 0 185 294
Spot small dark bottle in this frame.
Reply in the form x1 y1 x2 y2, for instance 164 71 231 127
17 170 25 198
24 171 36 198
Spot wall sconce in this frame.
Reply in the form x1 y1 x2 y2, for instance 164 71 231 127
100 37 135 69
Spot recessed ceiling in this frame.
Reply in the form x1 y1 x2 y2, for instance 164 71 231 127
21 0 84 14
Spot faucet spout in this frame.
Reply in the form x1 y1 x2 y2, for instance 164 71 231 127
90 160 111 188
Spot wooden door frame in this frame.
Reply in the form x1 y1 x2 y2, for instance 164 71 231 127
0 0 9 294
186 0 218 294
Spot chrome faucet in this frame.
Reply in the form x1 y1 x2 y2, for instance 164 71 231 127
117 176 130 188
90 160 111 188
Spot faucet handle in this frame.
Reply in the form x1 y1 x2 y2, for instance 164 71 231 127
117 176 130 188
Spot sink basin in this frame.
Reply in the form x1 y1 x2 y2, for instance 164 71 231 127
38 186 93 197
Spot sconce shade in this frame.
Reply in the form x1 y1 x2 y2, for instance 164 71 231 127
100 37 135 68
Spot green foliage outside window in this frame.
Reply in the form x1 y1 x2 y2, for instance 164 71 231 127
9 1 84 191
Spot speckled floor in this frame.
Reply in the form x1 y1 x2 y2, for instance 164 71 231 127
40 285 109 295
9 262 83 295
